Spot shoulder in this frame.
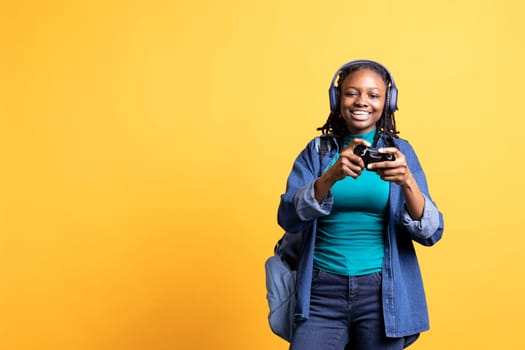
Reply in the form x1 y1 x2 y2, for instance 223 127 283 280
298 133 338 153
395 138 425 172
395 137 417 156
395 137 412 149
294 134 339 169
317 133 340 153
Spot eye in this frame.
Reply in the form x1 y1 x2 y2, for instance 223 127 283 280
344 91 358 97
369 94 380 99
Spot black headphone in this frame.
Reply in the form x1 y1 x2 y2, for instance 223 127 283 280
328 59 398 116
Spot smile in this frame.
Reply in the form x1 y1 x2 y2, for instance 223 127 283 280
350 110 372 120
351 111 371 115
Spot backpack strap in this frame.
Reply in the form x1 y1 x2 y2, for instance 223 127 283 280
315 136 332 157
319 137 328 156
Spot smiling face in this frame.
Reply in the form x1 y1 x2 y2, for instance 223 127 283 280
339 68 387 135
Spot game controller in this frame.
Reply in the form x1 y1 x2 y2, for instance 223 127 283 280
353 144 395 168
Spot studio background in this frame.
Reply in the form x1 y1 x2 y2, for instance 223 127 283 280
1 0 524 349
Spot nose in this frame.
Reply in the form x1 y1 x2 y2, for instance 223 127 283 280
354 94 368 107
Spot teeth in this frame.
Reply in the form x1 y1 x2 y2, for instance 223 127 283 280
352 111 369 115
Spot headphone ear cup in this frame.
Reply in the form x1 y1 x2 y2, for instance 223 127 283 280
329 87 339 114
388 85 398 114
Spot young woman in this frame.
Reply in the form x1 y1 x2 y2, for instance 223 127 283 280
277 60 444 350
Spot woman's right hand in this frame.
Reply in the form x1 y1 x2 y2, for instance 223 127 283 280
326 138 370 180
314 138 370 202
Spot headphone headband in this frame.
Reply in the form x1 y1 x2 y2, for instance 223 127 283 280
328 59 398 115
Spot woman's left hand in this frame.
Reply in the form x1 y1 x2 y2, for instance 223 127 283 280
367 147 424 220
366 147 413 187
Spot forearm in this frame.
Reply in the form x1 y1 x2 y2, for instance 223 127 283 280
314 172 337 203
400 173 425 220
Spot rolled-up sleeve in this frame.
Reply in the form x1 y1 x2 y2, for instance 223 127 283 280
293 180 333 221
402 194 440 239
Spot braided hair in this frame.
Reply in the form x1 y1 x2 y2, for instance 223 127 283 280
317 62 400 147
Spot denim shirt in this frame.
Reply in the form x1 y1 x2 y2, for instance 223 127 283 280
277 134 444 338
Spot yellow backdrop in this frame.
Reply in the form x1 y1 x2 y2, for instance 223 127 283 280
1 0 524 349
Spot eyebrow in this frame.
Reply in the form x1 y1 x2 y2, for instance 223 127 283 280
343 86 383 91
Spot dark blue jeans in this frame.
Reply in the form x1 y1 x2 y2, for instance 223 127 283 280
290 269 407 350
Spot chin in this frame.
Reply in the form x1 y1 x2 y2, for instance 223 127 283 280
346 125 375 134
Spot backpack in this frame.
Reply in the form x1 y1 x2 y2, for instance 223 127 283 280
265 137 330 342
